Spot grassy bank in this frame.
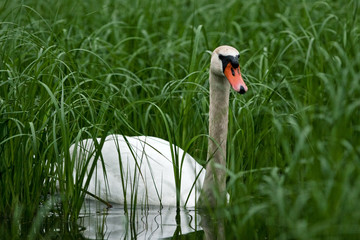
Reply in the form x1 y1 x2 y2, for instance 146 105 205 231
1 0 359 239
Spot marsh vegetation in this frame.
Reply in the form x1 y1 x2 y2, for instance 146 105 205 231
1 0 360 239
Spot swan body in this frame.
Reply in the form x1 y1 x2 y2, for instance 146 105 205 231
71 135 205 207
70 45 247 208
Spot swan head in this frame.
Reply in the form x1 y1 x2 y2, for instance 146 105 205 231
210 45 248 94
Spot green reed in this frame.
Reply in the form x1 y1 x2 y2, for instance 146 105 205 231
1 0 360 239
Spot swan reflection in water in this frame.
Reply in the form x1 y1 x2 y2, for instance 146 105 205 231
78 200 206 240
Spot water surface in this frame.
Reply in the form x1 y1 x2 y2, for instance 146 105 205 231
78 200 203 239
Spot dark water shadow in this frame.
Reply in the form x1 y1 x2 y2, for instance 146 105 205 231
198 212 225 240
78 200 204 239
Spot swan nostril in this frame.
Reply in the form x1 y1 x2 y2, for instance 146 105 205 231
239 86 246 94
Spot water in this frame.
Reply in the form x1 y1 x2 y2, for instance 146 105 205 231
78 200 204 239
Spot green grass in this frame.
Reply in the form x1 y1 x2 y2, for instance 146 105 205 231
1 0 360 239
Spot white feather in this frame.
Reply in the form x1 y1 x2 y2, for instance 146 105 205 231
70 135 205 207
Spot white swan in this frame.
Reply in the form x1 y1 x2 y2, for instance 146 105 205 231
70 45 247 207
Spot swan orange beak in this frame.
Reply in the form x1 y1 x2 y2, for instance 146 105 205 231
224 63 248 94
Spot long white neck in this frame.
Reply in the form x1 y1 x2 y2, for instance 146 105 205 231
198 71 230 207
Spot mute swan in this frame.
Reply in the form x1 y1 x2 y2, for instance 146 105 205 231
70 45 247 208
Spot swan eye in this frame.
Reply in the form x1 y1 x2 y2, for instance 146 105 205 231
218 54 239 73
218 54 228 72
218 54 226 61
